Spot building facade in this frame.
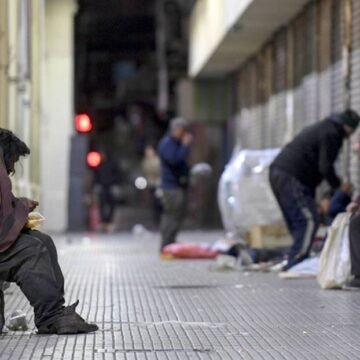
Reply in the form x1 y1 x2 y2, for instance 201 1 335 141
189 0 360 191
0 0 75 231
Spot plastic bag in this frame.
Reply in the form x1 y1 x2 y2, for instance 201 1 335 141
7 310 28 331
218 147 282 236
162 243 218 259
24 212 45 230
317 213 351 289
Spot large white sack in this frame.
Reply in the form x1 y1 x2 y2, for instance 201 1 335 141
317 213 351 289
218 147 283 236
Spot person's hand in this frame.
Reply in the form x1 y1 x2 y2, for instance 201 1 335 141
341 180 353 194
346 201 359 213
182 133 193 146
21 198 39 211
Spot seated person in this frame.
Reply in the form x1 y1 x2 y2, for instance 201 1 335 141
0 129 98 334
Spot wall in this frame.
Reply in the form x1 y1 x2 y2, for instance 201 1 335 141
0 0 44 200
42 0 76 231
233 0 360 190
188 0 253 77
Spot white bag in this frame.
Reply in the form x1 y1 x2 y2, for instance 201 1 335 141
317 213 351 289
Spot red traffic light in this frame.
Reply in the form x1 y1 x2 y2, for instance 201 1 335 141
75 114 92 133
87 151 102 168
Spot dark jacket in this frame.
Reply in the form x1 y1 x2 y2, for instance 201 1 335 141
158 134 190 189
94 158 120 188
0 154 29 253
271 114 346 191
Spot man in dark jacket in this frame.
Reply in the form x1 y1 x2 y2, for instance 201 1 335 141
158 117 192 250
0 129 98 334
269 110 360 271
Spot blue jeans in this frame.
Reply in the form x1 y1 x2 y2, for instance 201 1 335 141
269 166 319 270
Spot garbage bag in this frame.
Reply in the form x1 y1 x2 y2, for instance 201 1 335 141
162 243 218 259
218 147 282 236
7 310 28 331
317 213 351 289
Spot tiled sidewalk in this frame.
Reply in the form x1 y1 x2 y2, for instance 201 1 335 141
1 231 360 359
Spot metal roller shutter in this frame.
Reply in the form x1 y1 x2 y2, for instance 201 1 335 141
302 3 318 126
264 45 274 148
331 0 347 178
292 14 306 135
249 61 262 149
317 0 332 120
272 30 287 147
331 0 345 112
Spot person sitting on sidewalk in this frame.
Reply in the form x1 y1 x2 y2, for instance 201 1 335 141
0 129 98 334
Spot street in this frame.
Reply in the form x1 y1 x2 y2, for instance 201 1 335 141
0 231 359 359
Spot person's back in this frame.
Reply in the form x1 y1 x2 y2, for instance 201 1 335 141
272 115 345 191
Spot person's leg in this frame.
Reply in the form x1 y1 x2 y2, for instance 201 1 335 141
0 233 65 328
104 187 115 224
269 167 295 233
0 232 98 333
98 188 109 226
349 214 360 277
24 230 65 294
269 167 319 270
160 189 184 250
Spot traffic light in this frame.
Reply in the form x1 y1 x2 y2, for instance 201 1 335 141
87 151 102 168
75 113 92 133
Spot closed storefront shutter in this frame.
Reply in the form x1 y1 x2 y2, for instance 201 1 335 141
350 0 360 191
302 3 318 126
318 0 332 120
293 14 306 135
264 45 274 148
249 61 262 149
331 0 345 112
271 30 287 147
331 0 347 178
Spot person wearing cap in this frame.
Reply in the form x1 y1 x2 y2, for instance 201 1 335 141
269 109 360 271
157 117 193 251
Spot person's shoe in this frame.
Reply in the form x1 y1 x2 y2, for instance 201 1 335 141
270 260 288 273
37 300 98 334
343 276 360 290
0 289 4 334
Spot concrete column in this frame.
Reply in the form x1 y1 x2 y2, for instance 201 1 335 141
0 0 9 128
42 0 76 231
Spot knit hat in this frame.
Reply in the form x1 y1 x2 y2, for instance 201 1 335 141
170 117 188 131
340 109 360 130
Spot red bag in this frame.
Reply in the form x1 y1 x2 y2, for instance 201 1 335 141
162 243 218 259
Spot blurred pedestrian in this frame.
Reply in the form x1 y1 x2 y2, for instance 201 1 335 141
141 145 162 227
0 129 97 334
94 152 121 232
269 110 360 271
158 117 192 251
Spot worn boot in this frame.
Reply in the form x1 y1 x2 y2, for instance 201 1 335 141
37 300 98 334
